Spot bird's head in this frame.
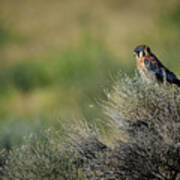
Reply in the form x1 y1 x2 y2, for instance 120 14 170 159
134 45 151 59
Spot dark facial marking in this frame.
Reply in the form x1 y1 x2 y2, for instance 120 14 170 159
134 45 151 57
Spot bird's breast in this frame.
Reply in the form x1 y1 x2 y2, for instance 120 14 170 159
136 57 145 70
136 57 152 81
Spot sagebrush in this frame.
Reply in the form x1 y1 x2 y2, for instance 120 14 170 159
1 73 180 180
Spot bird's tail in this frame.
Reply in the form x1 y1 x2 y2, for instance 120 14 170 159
174 78 180 87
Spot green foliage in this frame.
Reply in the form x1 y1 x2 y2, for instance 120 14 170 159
9 62 52 92
50 37 119 89
0 118 45 151
0 37 120 124
0 37 119 94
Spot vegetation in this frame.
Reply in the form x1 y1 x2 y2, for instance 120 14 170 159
1 74 180 179
0 0 180 179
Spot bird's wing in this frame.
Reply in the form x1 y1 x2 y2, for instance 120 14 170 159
165 68 178 83
144 58 163 81
144 58 178 83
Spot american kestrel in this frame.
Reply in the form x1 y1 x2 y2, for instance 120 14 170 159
134 45 180 86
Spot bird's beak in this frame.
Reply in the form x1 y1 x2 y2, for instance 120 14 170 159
133 52 136 57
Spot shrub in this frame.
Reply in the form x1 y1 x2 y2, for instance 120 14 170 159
0 118 45 151
0 129 83 180
81 73 180 179
1 73 180 179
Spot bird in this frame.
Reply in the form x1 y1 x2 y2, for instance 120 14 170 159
133 45 180 86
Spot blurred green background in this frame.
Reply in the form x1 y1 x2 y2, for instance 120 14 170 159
0 0 180 149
